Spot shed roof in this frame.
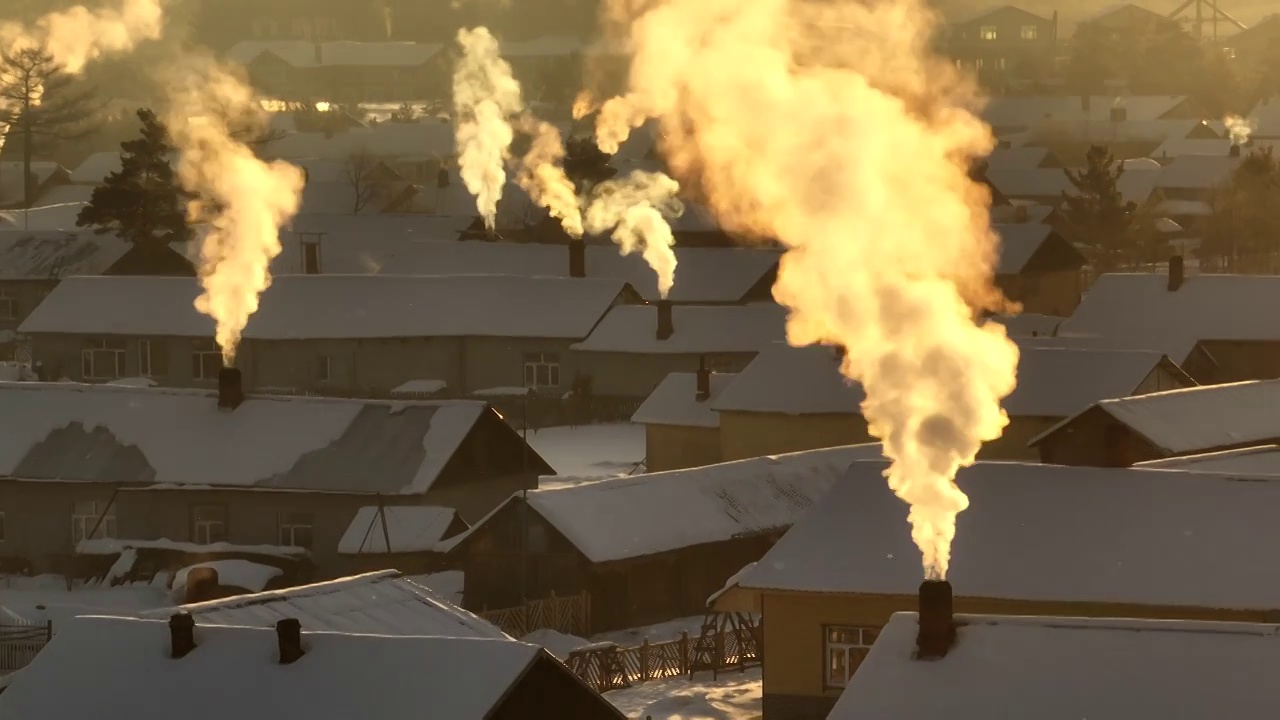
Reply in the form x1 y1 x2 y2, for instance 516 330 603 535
0 231 130 279
994 223 1057 274
20 274 626 340
830 613 1280 720
0 382 518 494
0 615 539 720
571 303 786 354
338 507 463 554
1155 153 1240 189
630 372 736 428
730 460 1280 610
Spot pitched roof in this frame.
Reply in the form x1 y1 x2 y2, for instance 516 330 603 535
994 223 1057 274
981 96 1187 129
1155 153 1240 189
984 167 1072 199
988 312 1063 337
712 343 860 415
265 121 457 162
571 303 787 354
0 231 130 279
630 371 736 428
984 147 1051 169
147 570 506 638
730 460 1280 610
0 616 540 720
0 382 509 494
831 613 1280 720
228 40 444 68
19 274 627 339
502 445 881 564
338 507 463 554
1137 445 1280 476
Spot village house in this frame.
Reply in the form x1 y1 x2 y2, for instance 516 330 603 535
450 445 877 633
571 301 787 397
0 161 70 209
1032 379 1280 467
0 380 552 577
828 612 1280 719
1225 15 1280 68
1057 262 1280 383
942 6 1057 87
0 614 624 719
335 505 469 576
1076 3 1184 39
630 365 737 472
709 342 1190 463
227 40 448 103
711 460 1280 720
992 223 1086 315
19 274 634 396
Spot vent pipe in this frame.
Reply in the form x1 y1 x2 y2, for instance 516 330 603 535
1229 143 1242 158
1168 255 1185 292
568 239 586 278
218 367 244 410
656 299 674 341
695 356 711 402
915 580 956 660
169 612 196 659
277 618 305 664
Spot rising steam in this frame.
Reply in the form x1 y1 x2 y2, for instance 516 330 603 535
516 117 584 237
165 59 304 364
584 171 682 297
594 0 1019 577
452 27 523 230
1225 114 1255 147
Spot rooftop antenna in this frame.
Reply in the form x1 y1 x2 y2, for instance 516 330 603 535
1167 0 1246 41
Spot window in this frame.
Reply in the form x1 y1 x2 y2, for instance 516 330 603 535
278 511 313 549
825 626 880 688
315 355 331 383
0 288 14 320
975 58 985 69
302 240 321 274
997 57 1007 70
979 25 998 40
192 339 222 381
523 352 561 389
81 338 125 380
192 505 228 544
71 501 116 544
1020 24 1038 39
137 339 169 377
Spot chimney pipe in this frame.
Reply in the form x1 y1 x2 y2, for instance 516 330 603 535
656 299 674 341
1168 255 1185 292
169 612 196 659
915 580 956 660
277 618 304 664
568 239 586 278
217 367 244 410
695 356 711 402
1229 143 1241 157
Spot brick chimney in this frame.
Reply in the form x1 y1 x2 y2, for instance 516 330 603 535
656 299 674 341
1168 255 1185 292
568 239 586 278
169 612 196 659
915 580 956 660
218 367 244 410
695 356 711 402
277 618 305 664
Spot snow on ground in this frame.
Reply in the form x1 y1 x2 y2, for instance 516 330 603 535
0 575 169 626
609 666 762 719
527 423 646 487
521 628 591 659
592 615 712 647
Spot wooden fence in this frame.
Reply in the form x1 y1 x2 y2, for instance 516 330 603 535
0 619 52 674
478 592 590 638
567 625 762 693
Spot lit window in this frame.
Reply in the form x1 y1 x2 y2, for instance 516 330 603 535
825 626 880 688
1021 25 1038 40
980 25 998 40
998 57 1007 70
975 58 985 69
191 339 222 381
192 505 227 544
523 352 561 389
278 511 314 549
81 338 126 380
71 500 116 544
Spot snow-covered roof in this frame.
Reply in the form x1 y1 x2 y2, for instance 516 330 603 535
631 372 736 428
984 167 1072 199
981 96 1187 129
1060 273 1280 350
285 212 472 240
68 151 125 185
20 275 627 340
0 615 538 719
273 238 779 304
0 161 64 205
1152 198 1213 216
148 570 507 639
1021 331 1202 367
1149 137 1271 159
1049 380 1280 454
732 460 1280 610
1137 445 1280 476
988 203 1053 224
0 231 129 279
1156 153 1240 189
0 201 91 231
988 312 1063 337
831 613 1280 720
1115 164 1161 205
0 382 498 494
994 223 1058 274
499 35 585 57
984 147 1050 169
713 342 1169 419
338 506 462 554
512 445 882 563
228 40 444 68
571 303 786 354
265 122 456 161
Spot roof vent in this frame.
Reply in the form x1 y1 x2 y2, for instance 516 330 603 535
169 612 196 659
656 299 674 341
218 367 244 410
915 579 956 660
277 618 305 664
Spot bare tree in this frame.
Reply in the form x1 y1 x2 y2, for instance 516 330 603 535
0 45 99 207
344 148 386 214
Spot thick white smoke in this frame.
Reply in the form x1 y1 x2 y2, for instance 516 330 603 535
452 27 523 230
516 115 584 238
583 171 682 297
593 0 1019 578
1225 114 1255 147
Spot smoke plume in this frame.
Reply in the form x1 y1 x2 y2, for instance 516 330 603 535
164 58 304 365
1225 114 1255 147
0 0 165 74
516 116 584 237
596 0 1019 578
584 171 682 297
453 27 523 230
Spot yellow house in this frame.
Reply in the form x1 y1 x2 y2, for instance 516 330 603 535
713 342 1194 464
630 366 736 472
713 461 1280 720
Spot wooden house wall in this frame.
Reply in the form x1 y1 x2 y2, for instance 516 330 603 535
489 654 624 720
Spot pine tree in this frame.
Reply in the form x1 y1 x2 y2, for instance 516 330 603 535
1061 145 1141 272
76 108 192 251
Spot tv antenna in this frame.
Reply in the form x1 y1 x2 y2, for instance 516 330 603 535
1168 0 1247 41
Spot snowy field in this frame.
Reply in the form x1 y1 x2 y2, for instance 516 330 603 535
609 667 762 719
0 575 169 626
525 423 646 487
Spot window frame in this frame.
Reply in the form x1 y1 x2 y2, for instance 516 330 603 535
979 25 998 40
71 500 116 545
1020 24 1039 40
302 240 321 274
191 504 228 545
522 352 562 390
191 339 222 381
823 625 880 689
81 338 126 380
277 511 314 549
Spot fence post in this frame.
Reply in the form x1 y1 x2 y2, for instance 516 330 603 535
678 631 689 675
639 638 650 681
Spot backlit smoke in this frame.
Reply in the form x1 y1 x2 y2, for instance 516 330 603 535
596 0 1019 577
453 27 523 230
1225 114 1254 146
584 171 682 297
516 117 584 237
165 59 304 365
